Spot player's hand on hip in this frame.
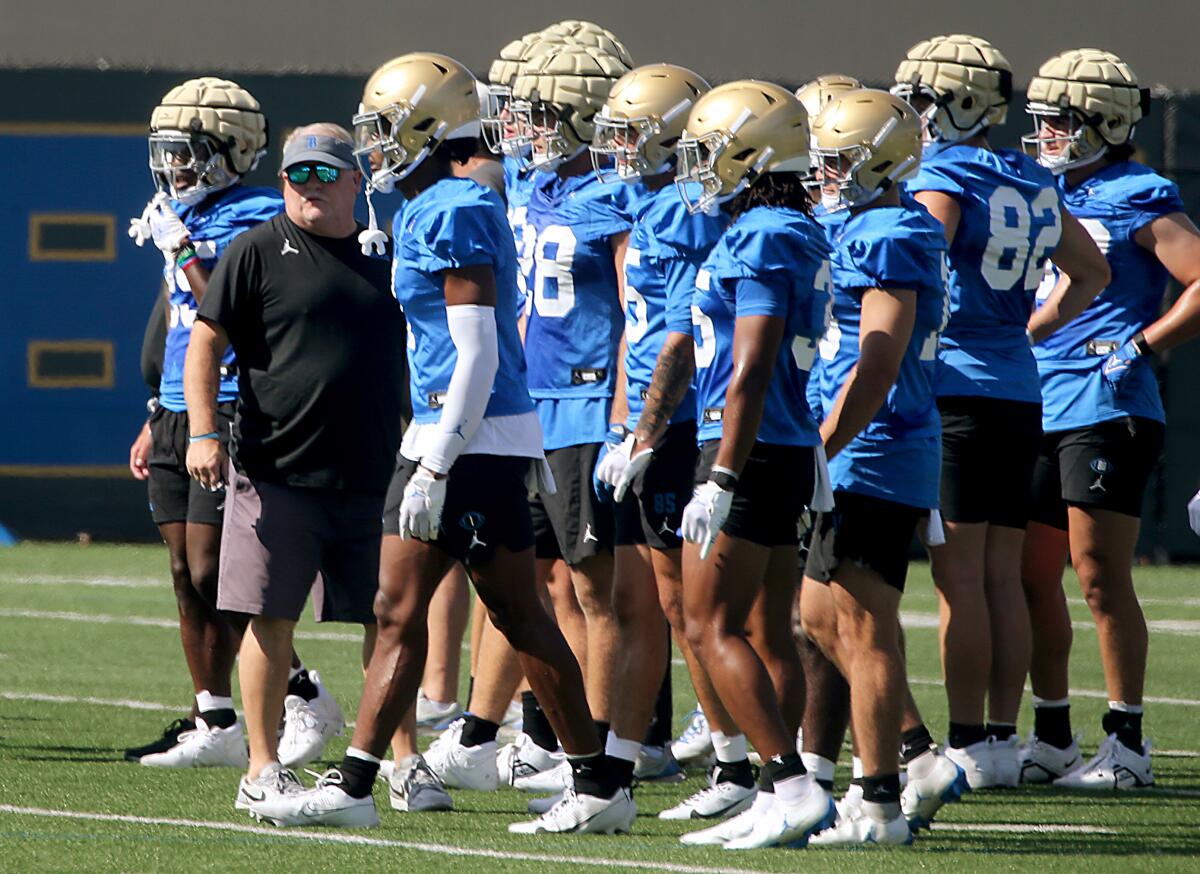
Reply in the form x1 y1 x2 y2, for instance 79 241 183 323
186 439 227 491
681 480 733 560
1102 338 1144 394
399 466 447 541
129 422 152 480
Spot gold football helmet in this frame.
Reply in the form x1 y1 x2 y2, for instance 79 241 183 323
892 34 1012 146
509 42 632 171
674 80 811 214
795 74 862 119
149 77 267 204
810 88 921 211
591 63 710 183
1023 48 1149 174
353 52 480 190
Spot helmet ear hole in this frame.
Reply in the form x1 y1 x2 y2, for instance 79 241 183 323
730 148 755 163
961 96 974 110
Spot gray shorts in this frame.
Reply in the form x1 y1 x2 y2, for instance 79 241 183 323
217 466 383 624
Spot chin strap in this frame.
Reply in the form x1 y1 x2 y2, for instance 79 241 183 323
358 185 388 257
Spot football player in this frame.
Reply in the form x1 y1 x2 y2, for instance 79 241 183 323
1021 49 1200 788
670 80 833 850
124 78 295 768
248 53 632 834
589 63 747 814
801 88 954 844
893 34 1110 787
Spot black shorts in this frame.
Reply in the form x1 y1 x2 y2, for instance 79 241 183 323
614 421 697 550
1029 416 1165 531
147 403 235 526
804 490 923 592
938 395 1041 528
695 440 815 548
529 443 614 565
383 453 535 567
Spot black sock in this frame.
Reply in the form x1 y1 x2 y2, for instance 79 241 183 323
759 752 805 791
608 754 636 789
987 722 1017 741
714 759 756 789
1034 704 1073 749
948 721 988 750
521 691 559 752
570 752 619 798
337 755 378 799
900 724 936 764
1102 708 1143 753
594 720 611 747
643 664 673 747
287 669 319 702
459 713 500 747
861 773 901 805
814 776 835 793
199 708 237 729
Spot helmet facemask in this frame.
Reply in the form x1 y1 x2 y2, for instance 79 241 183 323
1023 105 1108 174
148 131 237 205
352 100 447 192
481 84 526 157
591 98 690 184
675 129 742 214
510 99 585 171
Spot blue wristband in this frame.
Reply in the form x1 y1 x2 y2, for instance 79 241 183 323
188 432 220 444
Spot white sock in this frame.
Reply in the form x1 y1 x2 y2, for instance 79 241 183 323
862 799 898 823
1108 700 1144 714
194 691 233 713
1033 695 1070 709
800 752 836 785
711 731 748 763
604 733 641 763
906 749 937 781
773 771 813 805
851 755 864 780
346 746 381 765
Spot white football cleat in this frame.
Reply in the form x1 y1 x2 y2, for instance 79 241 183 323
235 762 304 813
1053 734 1154 790
140 718 248 769
723 780 836 850
944 738 996 790
990 734 1021 788
416 690 463 730
508 787 636 835
659 770 756 821
671 706 714 766
498 732 565 786
528 790 565 815
424 718 499 791
389 754 453 812
810 808 913 846
513 758 572 793
1019 733 1082 784
633 744 685 783
901 752 968 832
277 672 345 767
679 790 770 846
250 767 379 828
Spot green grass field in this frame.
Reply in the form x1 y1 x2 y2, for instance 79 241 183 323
1 542 1198 872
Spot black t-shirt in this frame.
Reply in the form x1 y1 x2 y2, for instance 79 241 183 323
198 214 404 493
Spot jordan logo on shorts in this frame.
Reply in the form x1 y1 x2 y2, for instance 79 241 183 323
459 511 488 550
658 518 674 537
1090 457 1112 493
583 524 599 544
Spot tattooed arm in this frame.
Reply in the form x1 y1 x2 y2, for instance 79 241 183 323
631 331 695 453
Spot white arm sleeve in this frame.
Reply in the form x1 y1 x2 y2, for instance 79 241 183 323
421 304 499 475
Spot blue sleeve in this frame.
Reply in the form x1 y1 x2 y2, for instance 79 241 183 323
734 275 789 318
906 162 965 198
1125 179 1186 240
838 231 942 295
664 258 700 335
413 203 500 273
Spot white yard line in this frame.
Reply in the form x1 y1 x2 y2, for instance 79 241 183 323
0 608 360 643
933 822 1117 835
899 612 1200 637
0 805 770 874
0 574 161 588
0 691 179 712
905 676 1200 708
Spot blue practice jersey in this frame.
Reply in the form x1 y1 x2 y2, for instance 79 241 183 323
1034 161 1184 431
503 156 538 310
815 202 949 509
523 170 636 448
623 185 728 431
159 185 282 411
907 146 1063 403
391 177 533 425
691 206 830 447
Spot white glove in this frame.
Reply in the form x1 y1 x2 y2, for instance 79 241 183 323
1188 489 1200 537
398 466 447 541
595 434 635 492
128 198 156 247
149 195 190 255
613 441 654 503
681 480 734 560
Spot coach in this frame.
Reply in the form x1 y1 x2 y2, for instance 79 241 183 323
183 124 404 795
